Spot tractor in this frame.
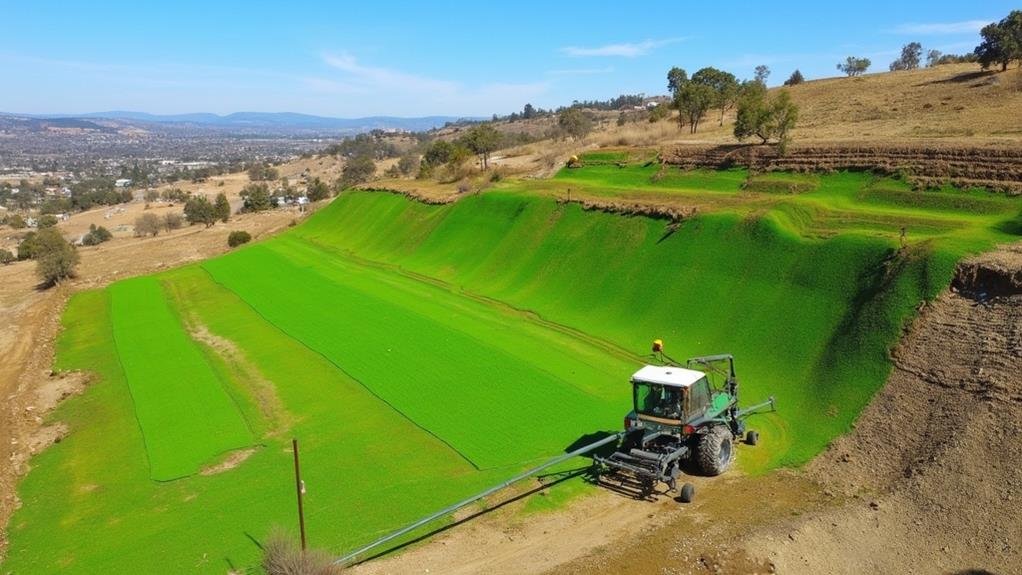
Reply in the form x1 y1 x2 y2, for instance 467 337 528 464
594 345 775 502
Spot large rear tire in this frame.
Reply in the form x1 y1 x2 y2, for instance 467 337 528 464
696 426 734 476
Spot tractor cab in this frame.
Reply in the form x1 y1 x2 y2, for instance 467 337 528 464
629 365 713 429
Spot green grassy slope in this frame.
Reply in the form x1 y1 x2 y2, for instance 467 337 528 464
108 277 254 480
295 170 1019 468
5 270 515 573
201 239 633 469
5 164 1019 574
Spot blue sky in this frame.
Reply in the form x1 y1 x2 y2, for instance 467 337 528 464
0 1 1014 117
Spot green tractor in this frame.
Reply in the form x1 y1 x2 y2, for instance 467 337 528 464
594 348 775 502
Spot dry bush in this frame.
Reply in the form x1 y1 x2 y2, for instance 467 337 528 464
262 529 344 575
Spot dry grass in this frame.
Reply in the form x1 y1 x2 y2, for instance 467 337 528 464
786 63 1022 143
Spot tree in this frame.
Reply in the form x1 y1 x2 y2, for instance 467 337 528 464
134 213 161 237
975 11 1022 71
783 69 805 86
691 67 739 126
396 154 419 177
144 189 160 202
667 67 689 95
163 212 184 230
306 177 331 201
214 193 231 223
184 195 218 225
81 224 112 246
522 103 537 120
734 89 799 147
423 140 456 167
837 56 871 76
248 163 280 182
648 103 671 122
673 82 715 133
34 227 79 286
240 183 274 212
926 49 943 67
557 108 593 141
462 124 501 170
341 156 377 186
890 42 923 71
0 248 13 265
227 230 251 248
754 65 771 84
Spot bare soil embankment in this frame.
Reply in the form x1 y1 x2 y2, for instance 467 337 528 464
743 245 1022 574
664 143 1022 193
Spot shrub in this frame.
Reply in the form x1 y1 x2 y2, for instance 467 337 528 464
227 230 252 248
0 248 14 265
163 212 184 230
37 214 59 228
34 228 79 286
17 232 40 260
306 177 331 202
134 213 161 237
261 529 343 575
7 214 27 229
82 224 113 246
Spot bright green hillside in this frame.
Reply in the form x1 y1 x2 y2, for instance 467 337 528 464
4 163 1019 574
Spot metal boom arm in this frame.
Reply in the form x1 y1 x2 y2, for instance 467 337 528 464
334 431 625 566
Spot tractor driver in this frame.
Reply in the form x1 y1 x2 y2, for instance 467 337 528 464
649 385 681 419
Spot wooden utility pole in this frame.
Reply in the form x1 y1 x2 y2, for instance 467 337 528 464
292 438 307 551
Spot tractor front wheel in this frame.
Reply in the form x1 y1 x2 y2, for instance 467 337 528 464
696 426 734 476
678 483 695 503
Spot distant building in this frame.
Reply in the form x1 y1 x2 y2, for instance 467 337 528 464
115 178 133 188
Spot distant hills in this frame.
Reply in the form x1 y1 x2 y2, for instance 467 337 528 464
0 111 477 136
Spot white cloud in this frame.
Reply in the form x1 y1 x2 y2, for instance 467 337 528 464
316 52 550 116
322 52 458 95
561 38 682 58
888 20 990 35
545 66 615 76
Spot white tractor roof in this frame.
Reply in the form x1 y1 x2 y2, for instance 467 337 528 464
631 365 706 388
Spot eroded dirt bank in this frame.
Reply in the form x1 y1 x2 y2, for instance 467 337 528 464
664 143 1022 194
742 247 1022 574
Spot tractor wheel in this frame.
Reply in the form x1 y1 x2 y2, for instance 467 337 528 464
678 483 695 503
746 430 759 446
696 426 734 476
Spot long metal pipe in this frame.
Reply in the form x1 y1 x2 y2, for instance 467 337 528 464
334 431 625 566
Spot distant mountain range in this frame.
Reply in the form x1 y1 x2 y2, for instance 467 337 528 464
0 111 477 135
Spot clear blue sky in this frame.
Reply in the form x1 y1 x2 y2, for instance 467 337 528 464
0 1 1014 117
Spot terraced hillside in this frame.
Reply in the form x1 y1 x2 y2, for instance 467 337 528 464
3 160 1020 574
